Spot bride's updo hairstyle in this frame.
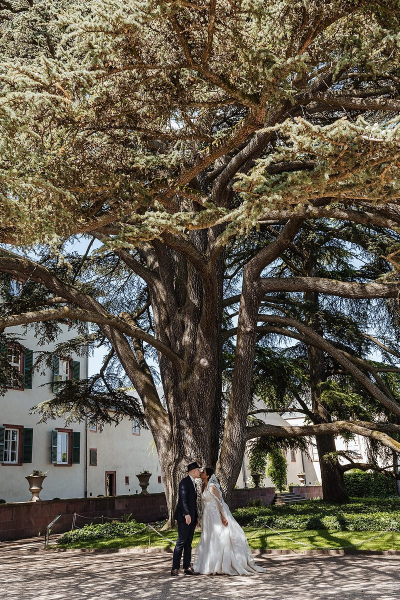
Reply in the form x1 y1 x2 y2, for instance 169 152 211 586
205 467 214 480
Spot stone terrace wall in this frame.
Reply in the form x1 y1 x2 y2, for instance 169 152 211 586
230 487 275 509
0 487 275 542
290 485 323 499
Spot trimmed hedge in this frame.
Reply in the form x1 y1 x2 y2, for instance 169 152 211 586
344 470 398 498
248 512 399 531
232 498 400 531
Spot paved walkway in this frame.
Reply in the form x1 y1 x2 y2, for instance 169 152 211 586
1 541 400 600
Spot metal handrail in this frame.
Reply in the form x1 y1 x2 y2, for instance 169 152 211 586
44 513 63 547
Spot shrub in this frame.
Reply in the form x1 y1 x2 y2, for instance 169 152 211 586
344 470 397 498
58 519 145 545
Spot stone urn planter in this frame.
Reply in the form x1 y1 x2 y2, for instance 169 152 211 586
136 471 152 495
26 470 47 502
297 472 306 486
251 473 261 488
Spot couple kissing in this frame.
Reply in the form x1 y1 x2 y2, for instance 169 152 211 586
171 461 266 576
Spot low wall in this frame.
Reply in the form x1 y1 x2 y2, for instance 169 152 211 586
0 487 275 542
230 487 275 509
290 485 323 499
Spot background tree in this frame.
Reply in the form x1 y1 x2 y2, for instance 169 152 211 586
266 449 288 493
223 220 400 501
1 1 400 521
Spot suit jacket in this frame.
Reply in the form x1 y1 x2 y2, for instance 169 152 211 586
174 475 198 522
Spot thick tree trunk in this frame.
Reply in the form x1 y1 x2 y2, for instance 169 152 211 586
308 343 349 501
217 276 261 503
316 434 349 503
219 219 303 504
305 290 349 504
141 232 225 524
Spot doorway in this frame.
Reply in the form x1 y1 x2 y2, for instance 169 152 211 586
105 471 116 496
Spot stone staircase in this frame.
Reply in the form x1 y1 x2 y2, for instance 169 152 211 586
273 491 308 506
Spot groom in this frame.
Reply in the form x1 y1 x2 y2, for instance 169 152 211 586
171 461 201 576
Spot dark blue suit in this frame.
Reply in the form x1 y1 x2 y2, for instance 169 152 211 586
172 475 198 570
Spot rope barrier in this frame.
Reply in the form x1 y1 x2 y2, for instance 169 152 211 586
146 523 176 545
72 513 129 522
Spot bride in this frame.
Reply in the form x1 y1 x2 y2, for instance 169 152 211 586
194 468 266 576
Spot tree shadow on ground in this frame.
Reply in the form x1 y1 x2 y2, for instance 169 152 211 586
1 548 400 600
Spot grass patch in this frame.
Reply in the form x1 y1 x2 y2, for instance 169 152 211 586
56 527 400 552
56 498 400 552
245 528 400 551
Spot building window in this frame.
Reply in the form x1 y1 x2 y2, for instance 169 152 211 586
158 476 162 484
0 425 33 465
89 448 97 466
52 357 80 391
125 476 129 485
290 448 296 462
132 419 140 436
58 432 69 464
7 346 23 388
4 428 19 463
5 344 33 390
59 358 72 382
89 420 97 433
51 429 80 465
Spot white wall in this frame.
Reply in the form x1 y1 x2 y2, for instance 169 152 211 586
86 418 164 497
236 410 321 489
284 415 368 486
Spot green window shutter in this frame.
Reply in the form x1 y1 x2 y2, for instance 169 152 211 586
23 349 33 389
51 430 58 463
72 431 80 464
72 361 80 381
0 426 5 463
22 428 33 463
52 356 59 392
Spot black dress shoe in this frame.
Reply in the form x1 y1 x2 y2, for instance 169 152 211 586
171 569 179 576
184 568 196 575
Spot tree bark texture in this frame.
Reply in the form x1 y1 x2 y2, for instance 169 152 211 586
305 289 349 503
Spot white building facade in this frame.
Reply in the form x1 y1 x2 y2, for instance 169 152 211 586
0 327 165 502
0 326 88 502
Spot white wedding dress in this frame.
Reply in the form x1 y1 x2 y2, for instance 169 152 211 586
194 475 266 576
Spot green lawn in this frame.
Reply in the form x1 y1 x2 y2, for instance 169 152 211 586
55 527 400 552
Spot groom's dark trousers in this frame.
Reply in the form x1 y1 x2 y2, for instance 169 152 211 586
172 475 198 570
